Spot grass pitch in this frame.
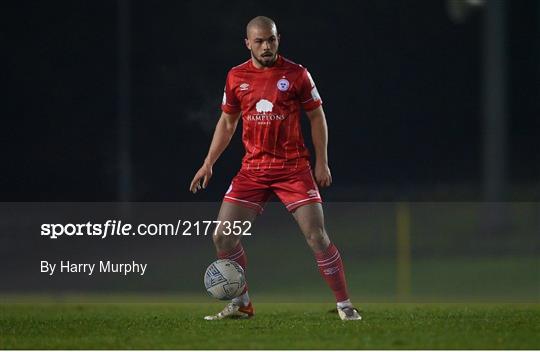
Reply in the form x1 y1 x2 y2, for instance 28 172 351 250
1 302 539 349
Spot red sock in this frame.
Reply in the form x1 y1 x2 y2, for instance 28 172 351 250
218 243 248 294
315 243 349 302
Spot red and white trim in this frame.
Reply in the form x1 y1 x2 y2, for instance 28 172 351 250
227 247 245 261
317 251 341 267
285 197 322 211
224 195 264 212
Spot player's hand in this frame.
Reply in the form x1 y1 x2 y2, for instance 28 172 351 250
189 163 213 194
314 163 332 188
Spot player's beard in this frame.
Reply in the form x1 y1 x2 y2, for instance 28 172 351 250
253 51 277 67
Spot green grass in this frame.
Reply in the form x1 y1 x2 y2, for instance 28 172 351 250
1 303 539 349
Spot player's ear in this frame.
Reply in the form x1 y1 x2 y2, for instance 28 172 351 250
244 38 250 50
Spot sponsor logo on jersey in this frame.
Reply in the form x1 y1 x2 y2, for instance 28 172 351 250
240 83 250 91
247 114 287 121
256 99 273 113
247 99 286 124
277 78 289 91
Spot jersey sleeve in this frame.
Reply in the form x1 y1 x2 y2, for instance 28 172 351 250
297 68 323 111
221 70 241 114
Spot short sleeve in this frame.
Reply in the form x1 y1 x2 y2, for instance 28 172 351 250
221 71 241 114
297 69 323 112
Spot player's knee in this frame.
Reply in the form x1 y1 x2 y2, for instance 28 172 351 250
212 230 238 250
304 227 329 249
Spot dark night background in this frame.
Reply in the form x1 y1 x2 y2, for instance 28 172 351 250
2 0 539 202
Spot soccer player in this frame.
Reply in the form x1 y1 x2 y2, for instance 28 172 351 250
190 16 361 321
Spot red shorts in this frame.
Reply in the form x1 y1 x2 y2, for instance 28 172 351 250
223 166 322 214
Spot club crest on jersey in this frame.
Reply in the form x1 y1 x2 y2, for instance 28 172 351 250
277 78 290 92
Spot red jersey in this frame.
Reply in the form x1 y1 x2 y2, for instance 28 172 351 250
221 55 322 172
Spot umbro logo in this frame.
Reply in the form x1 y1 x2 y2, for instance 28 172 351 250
323 267 340 275
307 189 319 197
240 83 250 91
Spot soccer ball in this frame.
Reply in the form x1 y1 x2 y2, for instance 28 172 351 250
204 259 246 300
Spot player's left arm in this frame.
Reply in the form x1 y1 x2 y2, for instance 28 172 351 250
306 106 332 188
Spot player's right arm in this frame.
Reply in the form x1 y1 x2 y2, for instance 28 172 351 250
189 110 241 193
